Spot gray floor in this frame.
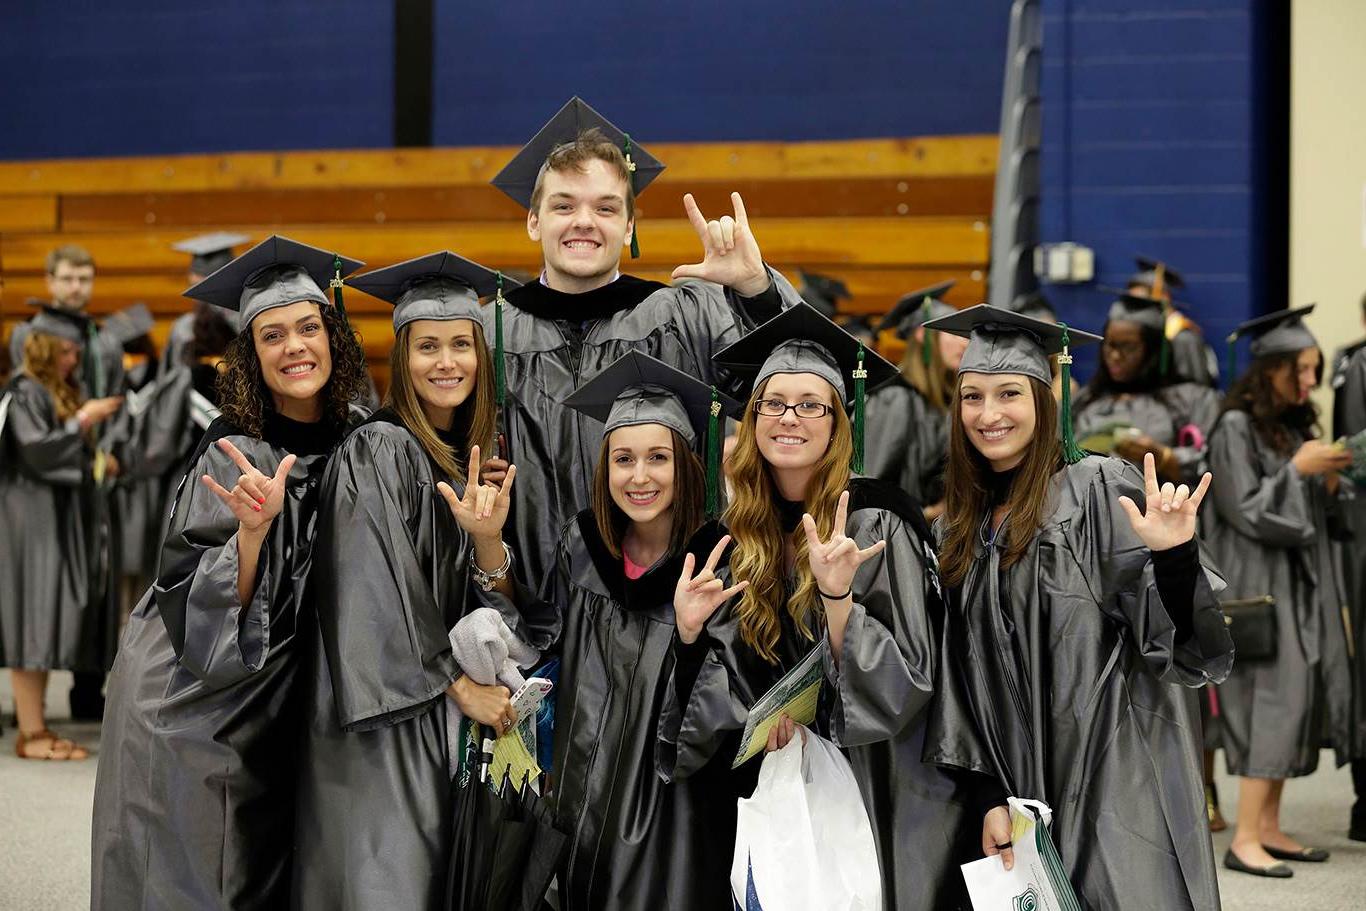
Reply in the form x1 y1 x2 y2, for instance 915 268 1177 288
1 672 1363 909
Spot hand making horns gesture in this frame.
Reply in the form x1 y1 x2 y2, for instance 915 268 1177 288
674 534 750 644
671 192 771 297
199 438 296 532
1117 451 1212 552
437 444 517 539
801 491 887 599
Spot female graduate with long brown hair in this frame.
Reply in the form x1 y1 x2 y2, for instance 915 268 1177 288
921 305 1235 911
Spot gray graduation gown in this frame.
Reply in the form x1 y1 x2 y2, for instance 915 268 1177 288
292 412 482 911
91 411 351 911
862 379 949 505
491 270 799 585
1073 382 1220 484
926 456 1234 911
1170 326 1219 388
1205 410 1355 776
0 374 108 671
660 478 977 911
1332 341 1366 760
9 317 126 399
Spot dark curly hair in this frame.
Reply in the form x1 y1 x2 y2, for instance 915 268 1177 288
1220 350 1322 455
216 302 369 437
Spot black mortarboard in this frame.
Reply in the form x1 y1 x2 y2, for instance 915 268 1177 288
173 232 251 277
1128 256 1186 294
924 304 1102 463
102 303 155 347
29 306 92 345
490 97 665 213
565 351 741 517
798 271 853 318
714 302 899 473
875 280 956 335
183 235 363 326
347 251 520 333
1106 293 1167 333
1226 304 1318 378
1012 291 1057 323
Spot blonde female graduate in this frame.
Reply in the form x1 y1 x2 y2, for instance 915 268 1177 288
661 303 982 910
920 305 1234 911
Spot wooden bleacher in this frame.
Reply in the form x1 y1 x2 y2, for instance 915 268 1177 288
0 136 996 388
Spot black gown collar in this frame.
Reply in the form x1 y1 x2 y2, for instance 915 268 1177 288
505 274 667 323
576 511 724 611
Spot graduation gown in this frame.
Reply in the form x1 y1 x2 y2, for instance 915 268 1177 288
862 379 948 505
0 373 110 671
1168 318 1220 388
1332 340 1366 760
660 478 977 911
292 410 486 911
1072 381 1220 483
508 513 738 911
9 317 127 399
1205 410 1355 776
91 410 351 911
926 456 1234 911
491 270 799 584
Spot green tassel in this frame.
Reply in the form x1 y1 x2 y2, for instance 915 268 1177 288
1058 323 1085 464
920 300 933 367
330 254 349 324
1158 328 1171 377
624 133 641 259
494 272 507 410
1225 333 1237 386
705 387 722 518
86 321 105 398
851 344 867 474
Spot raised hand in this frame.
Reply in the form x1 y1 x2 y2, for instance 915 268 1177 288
437 444 517 541
801 491 887 599
670 192 770 297
1117 452 1211 552
199 439 296 532
674 534 749 644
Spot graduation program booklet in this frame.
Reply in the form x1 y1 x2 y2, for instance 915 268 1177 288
960 798 1081 911
731 644 824 769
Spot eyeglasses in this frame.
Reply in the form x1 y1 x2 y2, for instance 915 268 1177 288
1101 339 1144 358
753 398 835 419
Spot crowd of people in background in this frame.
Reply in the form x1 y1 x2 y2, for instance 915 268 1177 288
1 97 1363 911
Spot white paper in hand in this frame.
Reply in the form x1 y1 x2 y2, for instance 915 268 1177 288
960 798 1081 911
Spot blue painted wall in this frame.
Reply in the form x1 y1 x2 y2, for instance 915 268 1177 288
0 0 394 159
1037 0 1282 382
0 2 1012 159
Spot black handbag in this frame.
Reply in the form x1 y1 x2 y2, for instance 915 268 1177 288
1221 596 1277 661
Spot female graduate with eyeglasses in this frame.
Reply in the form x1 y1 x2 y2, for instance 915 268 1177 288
660 303 979 910
92 236 371 910
292 253 524 911
920 305 1235 911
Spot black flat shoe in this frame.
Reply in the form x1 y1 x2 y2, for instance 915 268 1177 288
1262 845 1330 862
1223 849 1293 878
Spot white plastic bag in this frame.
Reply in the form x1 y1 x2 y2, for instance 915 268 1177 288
731 730 883 911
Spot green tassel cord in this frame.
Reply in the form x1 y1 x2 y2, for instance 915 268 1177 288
1225 333 1238 386
705 388 723 519
494 272 507 410
851 344 868 474
1058 323 1086 464
1158 328 1172 377
330 254 349 324
624 134 640 259
920 300 934 366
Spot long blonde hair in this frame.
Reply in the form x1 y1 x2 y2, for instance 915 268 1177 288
725 377 853 663
22 331 83 420
386 320 496 482
898 329 955 414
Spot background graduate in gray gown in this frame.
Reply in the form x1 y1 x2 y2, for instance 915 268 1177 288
91 236 370 910
1330 291 1366 842
496 351 746 911
661 304 980 911
480 97 801 584
1206 306 1355 878
1 307 124 760
1124 256 1220 387
293 252 522 911
862 280 964 519
921 305 1233 910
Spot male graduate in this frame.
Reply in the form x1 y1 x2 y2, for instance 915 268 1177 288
160 232 249 372
483 97 801 582
1126 255 1220 386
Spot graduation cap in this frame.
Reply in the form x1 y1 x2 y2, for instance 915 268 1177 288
1011 291 1057 323
1128 256 1186 296
491 97 665 258
183 235 364 327
28 306 92 346
797 270 853 318
173 232 252 278
924 303 1103 463
1225 304 1317 379
565 351 742 517
102 303 155 347
714 302 899 473
875 279 957 365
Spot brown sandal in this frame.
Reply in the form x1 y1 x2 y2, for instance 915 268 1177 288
14 728 89 761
